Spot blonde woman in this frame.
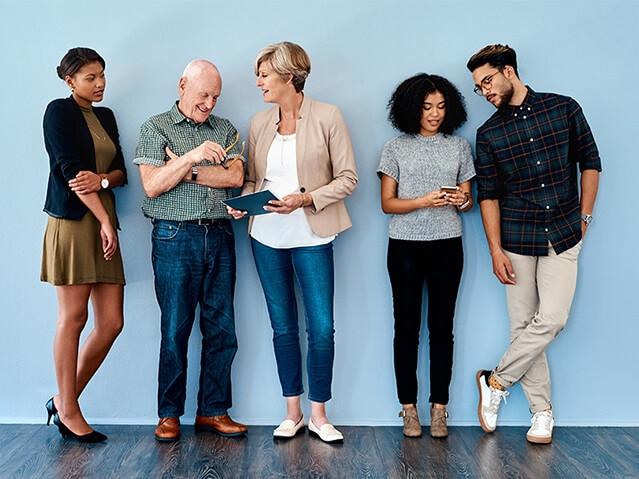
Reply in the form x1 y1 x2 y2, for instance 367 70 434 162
229 42 357 443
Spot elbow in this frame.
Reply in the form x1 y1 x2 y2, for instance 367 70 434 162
229 169 244 189
143 185 162 198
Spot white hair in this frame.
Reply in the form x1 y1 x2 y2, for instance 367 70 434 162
181 59 220 80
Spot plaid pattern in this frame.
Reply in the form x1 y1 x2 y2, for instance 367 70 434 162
475 88 601 256
134 103 244 221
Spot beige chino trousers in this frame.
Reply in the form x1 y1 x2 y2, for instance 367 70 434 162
493 240 582 413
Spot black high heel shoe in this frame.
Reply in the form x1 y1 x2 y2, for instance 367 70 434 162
52 414 107 443
45 397 57 426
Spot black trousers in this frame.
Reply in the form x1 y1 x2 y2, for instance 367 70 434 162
387 237 463 405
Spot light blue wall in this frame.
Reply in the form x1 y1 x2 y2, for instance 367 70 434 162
1 0 637 426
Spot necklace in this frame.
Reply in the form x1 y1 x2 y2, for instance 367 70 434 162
91 131 108 142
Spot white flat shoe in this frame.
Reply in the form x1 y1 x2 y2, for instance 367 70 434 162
273 416 305 438
308 418 343 443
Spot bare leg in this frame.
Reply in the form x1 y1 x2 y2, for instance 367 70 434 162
285 396 303 423
311 401 330 427
53 284 93 435
75 283 124 396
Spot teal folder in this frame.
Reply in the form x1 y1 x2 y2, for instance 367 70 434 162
222 190 279 216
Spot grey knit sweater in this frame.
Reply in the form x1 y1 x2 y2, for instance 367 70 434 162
377 133 476 241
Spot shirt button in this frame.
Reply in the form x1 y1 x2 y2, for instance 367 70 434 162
541 183 545 187
546 205 550 209
529 138 534 142
520 107 523 110
545 228 549 232
523 115 527 119
537 161 541 165
300 187 306 193
528 107 531 111
514 113 518 117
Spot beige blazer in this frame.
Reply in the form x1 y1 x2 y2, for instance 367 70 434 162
243 96 358 237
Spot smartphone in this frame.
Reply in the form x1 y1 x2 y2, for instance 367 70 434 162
440 186 459 194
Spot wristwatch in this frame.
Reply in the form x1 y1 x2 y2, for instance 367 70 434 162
191 166 199 181
100 175 110 189
581 213 593 225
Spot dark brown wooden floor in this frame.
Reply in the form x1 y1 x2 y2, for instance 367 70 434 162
0 425 637 478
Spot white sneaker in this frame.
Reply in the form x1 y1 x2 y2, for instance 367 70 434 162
526 410 554 444
273 416 305 438
476 370 509 433
308 418 343 443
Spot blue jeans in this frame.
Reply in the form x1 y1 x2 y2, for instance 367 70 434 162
152 219 238 418
251 239 335 403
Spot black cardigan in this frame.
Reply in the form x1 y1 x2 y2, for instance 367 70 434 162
43 96 127 220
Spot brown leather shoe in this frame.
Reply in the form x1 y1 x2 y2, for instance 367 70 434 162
430 405 448 438
155 417 180 442
195 415 248 437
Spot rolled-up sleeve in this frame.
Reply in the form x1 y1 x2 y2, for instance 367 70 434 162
377 142 399 182
474 129 499 202
457 138 476 184
133 121 167 167
568 98 602 172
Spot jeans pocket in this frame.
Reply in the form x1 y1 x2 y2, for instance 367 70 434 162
152 222 180 240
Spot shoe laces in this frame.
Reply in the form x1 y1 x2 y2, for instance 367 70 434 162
531 411 553 430
488 388 509 414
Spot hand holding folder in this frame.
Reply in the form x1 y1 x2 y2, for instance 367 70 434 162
223 190 280 217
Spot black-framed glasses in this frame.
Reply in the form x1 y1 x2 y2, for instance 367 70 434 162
473 69 502 96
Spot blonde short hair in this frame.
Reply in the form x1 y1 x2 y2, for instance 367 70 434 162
254 42 311 93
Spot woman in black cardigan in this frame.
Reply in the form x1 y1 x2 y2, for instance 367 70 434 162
42 48 126 443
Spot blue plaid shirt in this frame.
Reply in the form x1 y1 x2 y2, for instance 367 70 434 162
475 88 602 256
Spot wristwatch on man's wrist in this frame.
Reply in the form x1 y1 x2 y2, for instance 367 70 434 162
581 213 593 225
100 174 110 189
191 166 199 182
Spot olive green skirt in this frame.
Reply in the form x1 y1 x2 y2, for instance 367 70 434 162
41 213 125 286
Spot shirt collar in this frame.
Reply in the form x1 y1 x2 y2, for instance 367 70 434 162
274 94 310 124
499 86 537 118
169 101 216 127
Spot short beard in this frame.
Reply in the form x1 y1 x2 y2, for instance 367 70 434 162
497 82 515 108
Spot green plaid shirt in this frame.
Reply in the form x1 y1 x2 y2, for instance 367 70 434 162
133 103 244 220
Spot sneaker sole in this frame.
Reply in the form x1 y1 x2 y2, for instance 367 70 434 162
476 370 496 433
526 433 552 444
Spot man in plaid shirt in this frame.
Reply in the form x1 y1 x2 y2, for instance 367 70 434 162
134 60 247 442
467 45 601 444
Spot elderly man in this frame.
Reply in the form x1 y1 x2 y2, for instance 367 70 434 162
134 60 246 442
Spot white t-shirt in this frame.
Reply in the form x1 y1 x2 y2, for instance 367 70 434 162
250 133 335 248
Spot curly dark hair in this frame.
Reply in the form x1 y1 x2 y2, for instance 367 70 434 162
387 73 467 135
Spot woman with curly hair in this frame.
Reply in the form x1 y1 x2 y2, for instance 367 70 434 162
377 73 475 438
